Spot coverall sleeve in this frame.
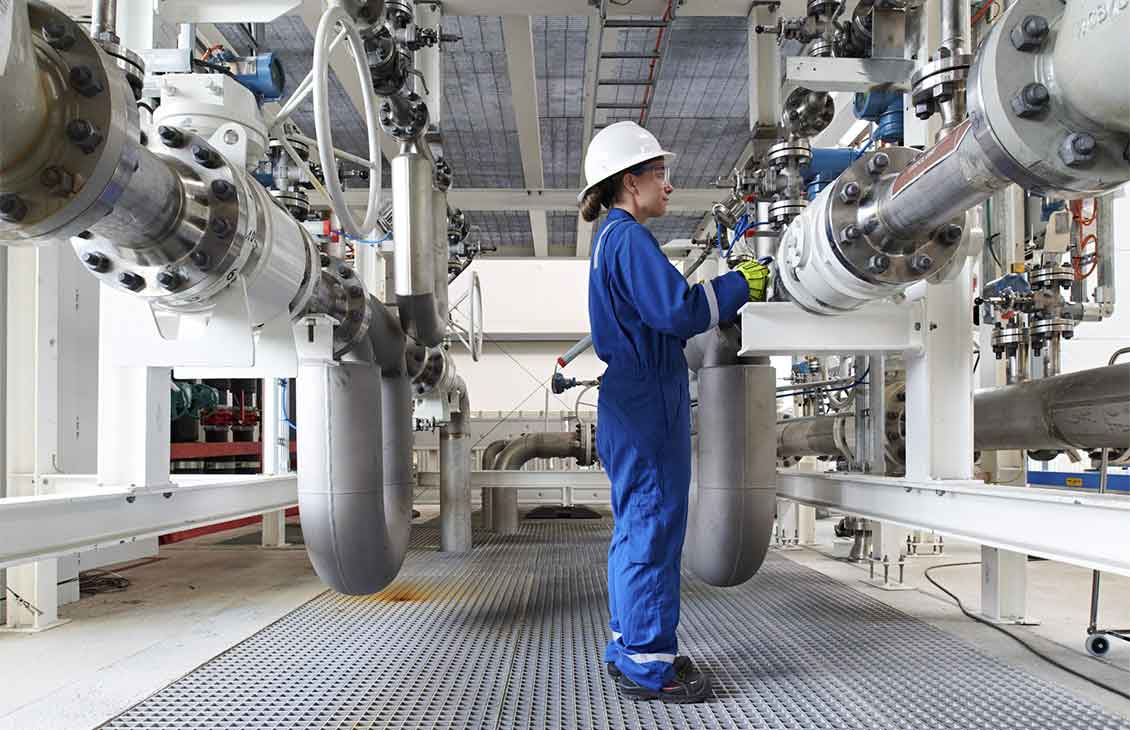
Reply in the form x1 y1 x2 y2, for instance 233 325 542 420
613 224 751 340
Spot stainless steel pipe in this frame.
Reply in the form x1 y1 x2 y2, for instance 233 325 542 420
440 379 472 552
298 361 405 594
392 142 445 346
974 363 1130 452
479 439 509 531
492 432 585 535
685 363 777 587
777 364 1130 458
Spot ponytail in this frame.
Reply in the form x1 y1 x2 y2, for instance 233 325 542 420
578 172 627 222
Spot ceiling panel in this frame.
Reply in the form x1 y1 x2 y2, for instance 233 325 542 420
441 16 525 188
466 210 533 254
534 17 588 189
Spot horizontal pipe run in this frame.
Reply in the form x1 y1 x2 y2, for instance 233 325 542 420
777 364 1130 458
492 432 584 535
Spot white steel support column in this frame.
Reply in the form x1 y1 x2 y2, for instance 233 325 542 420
575 19 603 258
259 378 289 547
903 259 974 482
502 16 548 257
4 248 63 631
981 546 1037 624
97 291 172 490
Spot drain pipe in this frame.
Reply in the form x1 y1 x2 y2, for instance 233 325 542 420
493 432 588 535
684 325 777 587
479 439 509 531
440 378 472 552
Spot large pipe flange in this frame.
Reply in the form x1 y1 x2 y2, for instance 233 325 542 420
967 0 1130 196
826 147 965 285
306 258 375 358
0 2 138 245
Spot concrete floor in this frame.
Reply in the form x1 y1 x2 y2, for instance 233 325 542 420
1 512 1128 730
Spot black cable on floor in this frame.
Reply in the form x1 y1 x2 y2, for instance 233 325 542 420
923 562 1130 702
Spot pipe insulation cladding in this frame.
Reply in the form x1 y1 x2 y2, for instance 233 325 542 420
685 363 777 587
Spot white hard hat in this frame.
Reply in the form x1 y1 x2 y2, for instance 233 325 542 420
578 121 675 202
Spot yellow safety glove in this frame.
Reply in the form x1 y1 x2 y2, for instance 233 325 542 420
734 260 770 302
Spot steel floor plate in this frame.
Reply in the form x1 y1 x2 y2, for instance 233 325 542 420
102 517 1130 729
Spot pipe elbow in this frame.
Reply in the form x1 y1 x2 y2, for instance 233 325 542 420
297 362 413 595
685 364 777 587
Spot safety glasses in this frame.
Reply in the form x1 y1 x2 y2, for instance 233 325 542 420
628 162 671 186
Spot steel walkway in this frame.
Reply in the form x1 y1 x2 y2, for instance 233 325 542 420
102 517 1130 729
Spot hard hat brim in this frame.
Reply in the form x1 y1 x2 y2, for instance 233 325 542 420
576 149 676 203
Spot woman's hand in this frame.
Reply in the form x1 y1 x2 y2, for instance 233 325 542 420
734 260 770 302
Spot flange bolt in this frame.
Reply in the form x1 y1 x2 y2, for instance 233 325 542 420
0 194 28 223
210 179 236 202
158 126 184 148
156 271 182 290
69 66 103 97
908 253 934 274
839 181 862 204
118 271 145 291
867 253 890 274
1010 15 1049 52
938 223 963 245
210 217 233 237
841 224 861 242
66 118 103 153
1059 133 1097 167
192 144 221 169
1010 82 1049 118
867 153 890 175
81 251 111 272
43 22 75 50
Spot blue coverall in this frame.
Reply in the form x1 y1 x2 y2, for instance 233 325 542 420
588 208 749 690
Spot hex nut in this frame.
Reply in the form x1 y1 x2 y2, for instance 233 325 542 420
1010 82 1049 118
1010 15 1049 52
0 194 28 223
1059 133 1097 167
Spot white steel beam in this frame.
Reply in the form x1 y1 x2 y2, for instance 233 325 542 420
739 302 924 356
502 16 548 256
439 0 754 16
317 187 725 212
575 19 604 258
776 472 1130 577
0 476 298 570
783 57 915 94
296 1 400 165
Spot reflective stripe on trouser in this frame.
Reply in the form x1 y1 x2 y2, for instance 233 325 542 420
598 372 691 691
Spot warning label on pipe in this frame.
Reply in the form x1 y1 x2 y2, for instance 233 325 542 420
890 119 972 198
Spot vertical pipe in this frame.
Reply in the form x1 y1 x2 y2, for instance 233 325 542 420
439 382 471 552
491 483 519 535
90 0 119 43
382 371 414 565
868 355 886 474
685 363 777 587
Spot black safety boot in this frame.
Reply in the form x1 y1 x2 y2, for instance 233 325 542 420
614 659 711 704
606 655 691 678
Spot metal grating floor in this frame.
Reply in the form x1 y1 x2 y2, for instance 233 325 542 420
102 517 1130 730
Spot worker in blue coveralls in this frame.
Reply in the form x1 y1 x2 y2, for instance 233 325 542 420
577 121 769 704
